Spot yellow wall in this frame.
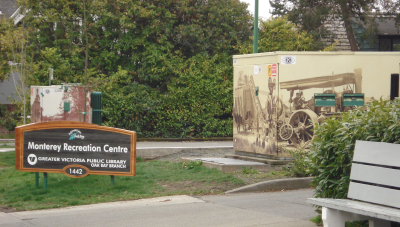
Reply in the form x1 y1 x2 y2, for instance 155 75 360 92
233 51 400 156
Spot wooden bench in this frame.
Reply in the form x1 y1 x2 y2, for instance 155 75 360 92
307 140 400 227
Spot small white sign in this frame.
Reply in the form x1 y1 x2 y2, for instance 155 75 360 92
281 56 296 65
43 88 52 95
233 59 237 64
254 66 261 75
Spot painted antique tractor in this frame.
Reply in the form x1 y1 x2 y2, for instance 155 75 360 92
278 69 363 148
234 69 363 149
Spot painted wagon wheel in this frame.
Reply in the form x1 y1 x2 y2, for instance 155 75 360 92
279 123 293 141
288 109 318 148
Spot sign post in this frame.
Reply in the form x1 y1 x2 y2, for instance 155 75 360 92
15 121 136 186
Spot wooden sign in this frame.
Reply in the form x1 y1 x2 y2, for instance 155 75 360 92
15 121 136 178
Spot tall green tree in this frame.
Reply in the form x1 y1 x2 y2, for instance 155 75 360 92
270 0 378 51
20 0 105 84
236 17 319 54
0 17 32 124
17 0 252 137
94 0 252 137
22 0 252 87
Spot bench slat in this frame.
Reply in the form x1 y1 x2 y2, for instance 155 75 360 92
307 198 400 222
354 140 400 166
350 163 400 188
348 182 400 209
307 141 400 225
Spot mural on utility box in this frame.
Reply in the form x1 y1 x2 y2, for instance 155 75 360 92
233 63 365 157
233 64 280 156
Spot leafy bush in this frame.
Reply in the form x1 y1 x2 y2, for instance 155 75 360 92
160 54 233 138
100 68 163 138
283 149 314 177
310 98 400 199
99 54 234 138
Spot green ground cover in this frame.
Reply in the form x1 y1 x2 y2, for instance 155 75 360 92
0 152 245 211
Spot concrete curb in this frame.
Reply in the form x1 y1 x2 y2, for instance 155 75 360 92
225 154 291 165
225 177 314 194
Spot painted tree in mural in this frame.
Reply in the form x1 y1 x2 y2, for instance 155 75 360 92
269 0 379 51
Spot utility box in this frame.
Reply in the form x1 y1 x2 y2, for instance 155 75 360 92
314 94 336 107
233 51 400 157
31 84 93 123
343 93 365 106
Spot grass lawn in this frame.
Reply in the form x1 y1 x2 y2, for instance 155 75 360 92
0 152 245 211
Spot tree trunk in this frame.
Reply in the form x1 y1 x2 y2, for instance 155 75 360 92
339 0 359 51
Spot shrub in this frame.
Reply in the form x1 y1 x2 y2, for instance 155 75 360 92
310 98 400 199
98 54 234 138
160 54 233 138
283 149 314 177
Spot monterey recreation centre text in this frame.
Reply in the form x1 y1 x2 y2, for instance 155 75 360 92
27 142 129 153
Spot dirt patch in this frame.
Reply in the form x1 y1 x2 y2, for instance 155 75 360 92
0 206 18 213
154 148 292 185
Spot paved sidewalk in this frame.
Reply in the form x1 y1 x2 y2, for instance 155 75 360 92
0 189 317 227
0 148 15 152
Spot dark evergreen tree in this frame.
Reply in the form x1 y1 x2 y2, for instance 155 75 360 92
11 0 252 137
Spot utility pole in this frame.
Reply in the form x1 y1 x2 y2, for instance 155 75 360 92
83 0 88 122
253 0 258 53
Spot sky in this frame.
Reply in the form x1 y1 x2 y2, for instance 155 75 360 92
240 0 272 20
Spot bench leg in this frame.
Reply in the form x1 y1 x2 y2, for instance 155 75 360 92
322 207 369 227
369 219 391 227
